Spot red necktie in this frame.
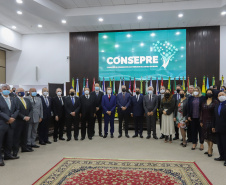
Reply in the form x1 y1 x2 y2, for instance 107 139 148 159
108 95 110 101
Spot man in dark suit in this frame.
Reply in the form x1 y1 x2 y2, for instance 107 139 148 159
213 92 226 166
52 88 65 142
172 84 182 140
117 85 131 138
0 84 19 166
131 87 144 138
102 87 116 138
12 88 33 157
9 87 17 98
64 88 80 141
212 85 220 101
80 87 96 140
39 87 52 145
143 86 158 139
90 83 104 137
158 86 166 139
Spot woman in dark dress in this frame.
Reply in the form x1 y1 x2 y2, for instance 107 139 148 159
200 89 217 157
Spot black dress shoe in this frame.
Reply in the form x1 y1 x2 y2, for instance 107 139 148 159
224 161 226 166
67 138 71 141
45 141 52 144
132 135 138 138
4 155 19 160
125 134 130 138
54 138 57 142
159 134 165 139
118 134 122 138
173 137 179 140
0 160 5 166
204 151 208 154
74 138 78 141
99 134 103 137
111 134 114 138
22 148 33 152
153 136 158 140
103 135 107 138
39 142 46 145
214 157 224 161
31 145 40 148
146 135 151 139
88 137 92 140
81 138 85 140
208 154 212 157
59 138 65 141
140 135 143 138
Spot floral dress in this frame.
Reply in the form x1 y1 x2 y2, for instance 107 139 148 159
176 102 186 129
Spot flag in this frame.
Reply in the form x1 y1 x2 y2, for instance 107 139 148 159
194 77 197 87
92 77 95 92
179 76 181 85
173 77 176 94
212 76 215 86
187 76 190 93
133 77 136 96
221 75 224 87
118 78 122 94
140 78 143 95
86 78 89 88
113 77 116 95
150 77 152 87
145 77 148 95
161 77 163 86
102 77 106 95
167 76 171 91
76 78 79 97
129 77 132 94
99 77 102 91
71 77 75 89
109 78 112 88
182 76 185 90
123 77 125 85
206 76 209 90
82 78 85 95
156 77 159 95
201 76 206 96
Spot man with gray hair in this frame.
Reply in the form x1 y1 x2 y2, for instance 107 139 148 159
0 84 19 166
143 86 158 139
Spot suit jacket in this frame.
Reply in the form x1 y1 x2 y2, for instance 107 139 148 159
52 96 65 118
213 101 226 134
0 96 19 126
25 96 43 123
79 94 96 117
40 96 52 120
64 96 80 117
143 94 158 114
131 95 144 117
15 96 33 121
117 92 131 114
90 91 104 112
102 94 116 114
9 92 17 98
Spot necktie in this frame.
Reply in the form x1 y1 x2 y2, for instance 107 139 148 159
218 103 222 116
177 94 180 100
45 97 49 107
96 93 98 96
136 95 138 102
59 97 63 105
5 98 11 110
108 95 111 101
21 98 27 109
123 93 125 99
72 97 75 105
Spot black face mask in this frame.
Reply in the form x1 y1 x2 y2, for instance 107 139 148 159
70 92 75 96
122 88 126 92
180 94 185 98
136 91 140 95
165 93 170 98
13 90 15 93
206 93 213 98
177 89 180 93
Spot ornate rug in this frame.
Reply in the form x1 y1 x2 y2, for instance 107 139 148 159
33 158 212 185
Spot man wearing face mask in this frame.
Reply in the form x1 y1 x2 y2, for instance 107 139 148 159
9 87 17 98
25 88 43 149
64 88 80 141
80 87 96 140
143 86 158 139
12 88 33 157
131 87 144 138
158 86 166 139
172 85 182 140
52 88 65 142
102 87 116 138
90 83 104 137
38 87 52 145
0 84 19 166
213 92 226 166
117 85 131 138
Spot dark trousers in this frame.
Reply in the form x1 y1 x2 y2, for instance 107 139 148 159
216 133 226 160
93 110 102 135
104 114 114 135
159 112 162 129
187 121 192 141
146 115 156 136
134 116 143 136
66 115 79 139
38 118 50 143
118 112 129 135
53 116 64 139
0 123 13 160
12 120 28 154
175 124 179 138
81 115 93 138
191 118 204 144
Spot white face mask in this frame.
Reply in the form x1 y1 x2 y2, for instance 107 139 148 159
219 96 226 102
193 92 199 96
57 92 62 96
148 90 153 95
160 89 165 94
43 92 48 96
85 90 89 95
107 90 112 94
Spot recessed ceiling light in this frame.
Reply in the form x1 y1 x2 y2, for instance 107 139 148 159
150 33 156 37
140 43 144 46
176 32 180 35
221 11 226 16
137 16 142 20
115 44 119 48
127 34 131 38
12 26 16 29
17 11 22 15
103 35 107 39
38 24 43 28
62 20 67 24
16 0 23 4
178 13 183 18
98 18 104 22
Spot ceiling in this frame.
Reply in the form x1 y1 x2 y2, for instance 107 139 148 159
0 0 226 35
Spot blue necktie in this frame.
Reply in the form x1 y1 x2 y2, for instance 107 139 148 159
5 98 11 110
218 103 222 116
72 97 75 105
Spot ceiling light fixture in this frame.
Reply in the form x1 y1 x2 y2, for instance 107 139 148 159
178 13 183 18
12 26 16 29
38 24 43 28
137 16 142 20
221 11 226 16
62 20 67 24
99 18 104 22
16 0 23 4
17 11 22 15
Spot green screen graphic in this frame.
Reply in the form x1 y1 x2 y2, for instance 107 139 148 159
98 29 186 81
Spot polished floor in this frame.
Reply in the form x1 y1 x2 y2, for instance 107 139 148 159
0 123 225 185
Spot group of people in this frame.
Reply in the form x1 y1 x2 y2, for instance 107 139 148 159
0 83 226 167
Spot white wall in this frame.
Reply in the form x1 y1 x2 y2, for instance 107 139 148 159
220 26 226 81
6 33 69 86
0 25 22 50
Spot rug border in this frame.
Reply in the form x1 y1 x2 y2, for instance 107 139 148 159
32 157 213 185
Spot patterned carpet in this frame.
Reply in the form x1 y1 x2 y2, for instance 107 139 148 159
33 158 212 185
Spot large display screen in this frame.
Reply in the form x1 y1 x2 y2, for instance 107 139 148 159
98 29 186 80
